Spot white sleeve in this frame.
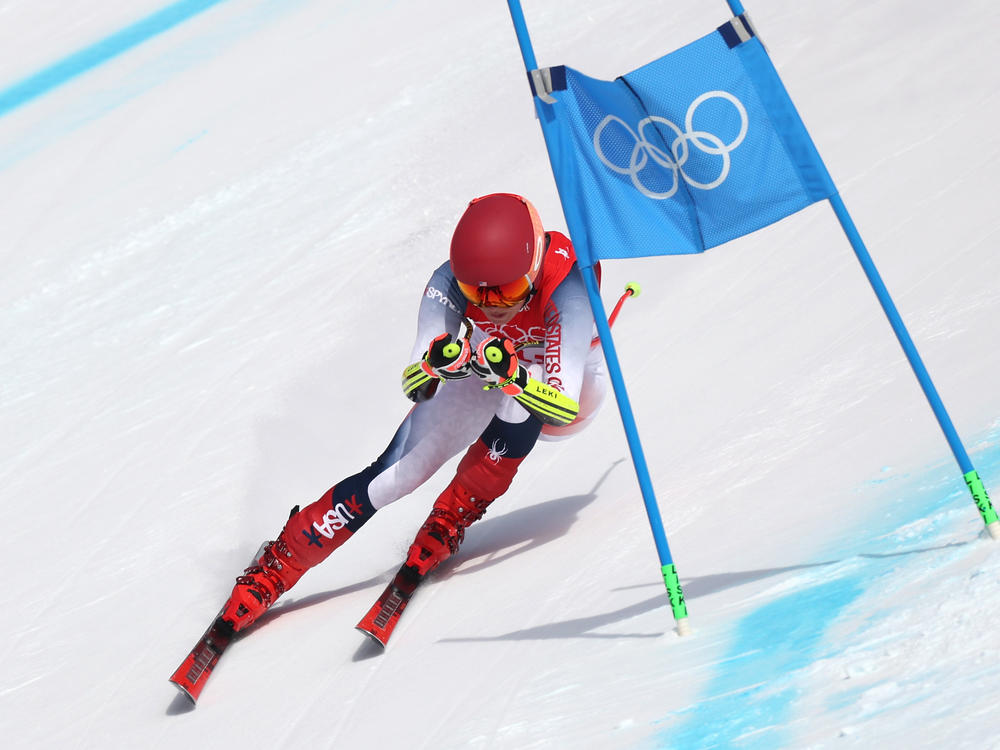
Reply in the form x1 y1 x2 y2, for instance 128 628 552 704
407 261 466 363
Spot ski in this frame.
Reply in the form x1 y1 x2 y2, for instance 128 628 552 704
355 563 424 647
169 614 235 704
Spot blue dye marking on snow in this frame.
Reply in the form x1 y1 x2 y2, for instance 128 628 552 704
0 0 230 118
173 129 209 153
664 574 865 749
657 428 1000 749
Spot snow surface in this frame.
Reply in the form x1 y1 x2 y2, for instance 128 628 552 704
2 0 999 748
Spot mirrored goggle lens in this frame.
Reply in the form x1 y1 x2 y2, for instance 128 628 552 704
456 276 533 308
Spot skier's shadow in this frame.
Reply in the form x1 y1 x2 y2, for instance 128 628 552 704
254 574 389 626
436 459 625 580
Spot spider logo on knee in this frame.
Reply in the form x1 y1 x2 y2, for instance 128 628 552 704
487 439 508 464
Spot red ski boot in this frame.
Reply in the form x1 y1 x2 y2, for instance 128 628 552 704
357 473 495 646
221 484 369 631
357 434 529 645
405 480 492 576
221 535 306 631
405 433 530 576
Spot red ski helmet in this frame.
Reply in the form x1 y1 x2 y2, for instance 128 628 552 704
450 193 545 308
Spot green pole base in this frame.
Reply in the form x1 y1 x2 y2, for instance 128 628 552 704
965 470 999 537
661 563 690 634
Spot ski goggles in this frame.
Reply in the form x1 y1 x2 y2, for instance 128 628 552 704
456 276 534 308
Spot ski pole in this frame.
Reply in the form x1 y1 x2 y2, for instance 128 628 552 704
593 282 641 347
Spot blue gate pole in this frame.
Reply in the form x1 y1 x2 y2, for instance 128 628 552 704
723 0 997 536
828 194 999 535
506 0 690 632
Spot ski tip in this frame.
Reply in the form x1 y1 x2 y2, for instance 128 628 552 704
355 625 389 648
168 616 234 707
169 677 199 705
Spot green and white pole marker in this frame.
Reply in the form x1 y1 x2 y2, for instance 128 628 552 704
662 564 690 636
965 470 1000 538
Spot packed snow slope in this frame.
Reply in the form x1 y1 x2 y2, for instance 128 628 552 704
2 0 999 748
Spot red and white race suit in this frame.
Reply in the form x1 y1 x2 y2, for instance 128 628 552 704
262 233 607 576
366 231 607 510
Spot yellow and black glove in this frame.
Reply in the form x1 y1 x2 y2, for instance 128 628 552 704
401 331 473 402
469 336 580 427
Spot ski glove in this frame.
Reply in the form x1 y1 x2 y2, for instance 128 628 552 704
402 331 473 403
470 337 528 395
423 332 473 380
401 362 438 402
470 336 581 427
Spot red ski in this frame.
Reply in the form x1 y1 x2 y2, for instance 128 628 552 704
356 563 424 647
169 615 235 703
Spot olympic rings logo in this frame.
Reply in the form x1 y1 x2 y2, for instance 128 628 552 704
592 91 748 200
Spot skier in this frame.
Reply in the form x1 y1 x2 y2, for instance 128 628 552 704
219 193 608 632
